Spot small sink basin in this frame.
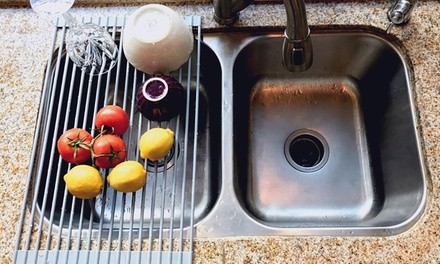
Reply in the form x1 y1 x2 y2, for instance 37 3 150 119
34 40 222 235
231 30 426 231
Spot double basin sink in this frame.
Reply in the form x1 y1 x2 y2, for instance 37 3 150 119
36 27 427 237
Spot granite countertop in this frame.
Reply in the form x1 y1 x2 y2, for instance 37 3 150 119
1 1 440 263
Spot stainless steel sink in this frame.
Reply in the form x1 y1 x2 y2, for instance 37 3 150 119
197 28 427 236
25 27 427 245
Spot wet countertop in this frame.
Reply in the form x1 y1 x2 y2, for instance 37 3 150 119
1 0 440 263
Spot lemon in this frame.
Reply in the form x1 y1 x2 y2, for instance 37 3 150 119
107 161 147 193
64 165 103 199
139 128 175 161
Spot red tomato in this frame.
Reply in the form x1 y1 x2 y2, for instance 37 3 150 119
95 105 129 136
57 128 92 164
92 134 127 169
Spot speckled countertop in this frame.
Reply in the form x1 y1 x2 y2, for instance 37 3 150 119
1 1 439 263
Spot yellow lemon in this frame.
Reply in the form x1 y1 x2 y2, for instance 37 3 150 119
139 128 175 161
64 165 103 199
107 161 147 193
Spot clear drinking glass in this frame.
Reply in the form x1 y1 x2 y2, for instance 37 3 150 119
30 0 118 75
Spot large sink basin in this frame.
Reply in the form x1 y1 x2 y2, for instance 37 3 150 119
197 29 427 236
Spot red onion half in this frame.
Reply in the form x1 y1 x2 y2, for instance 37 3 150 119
136 74 185 122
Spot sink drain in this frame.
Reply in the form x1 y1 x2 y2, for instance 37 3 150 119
284 129 329 172
146 143 179 173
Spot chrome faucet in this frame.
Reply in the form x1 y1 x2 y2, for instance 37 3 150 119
213 0 313 72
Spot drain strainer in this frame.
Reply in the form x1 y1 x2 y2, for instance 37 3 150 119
284 129 329 172
146 143 179 173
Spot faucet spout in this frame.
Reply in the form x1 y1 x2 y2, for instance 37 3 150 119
282 0 313 72
213 0 312 71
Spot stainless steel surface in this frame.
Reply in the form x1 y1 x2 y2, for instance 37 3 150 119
235 49 374 225
13 16 218 264
195 29 427 237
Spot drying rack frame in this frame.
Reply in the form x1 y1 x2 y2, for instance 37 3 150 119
13 15 203 264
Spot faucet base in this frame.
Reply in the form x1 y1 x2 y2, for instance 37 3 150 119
213 9 239 25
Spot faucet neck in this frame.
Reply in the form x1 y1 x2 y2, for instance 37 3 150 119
283 0 310 40
212 0 313 72
282 0 313 72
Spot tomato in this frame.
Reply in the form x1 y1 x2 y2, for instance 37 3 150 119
92 134 127 169
57 128 92 164
95 105 129 136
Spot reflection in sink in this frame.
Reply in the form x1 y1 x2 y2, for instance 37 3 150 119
231 31 426 230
